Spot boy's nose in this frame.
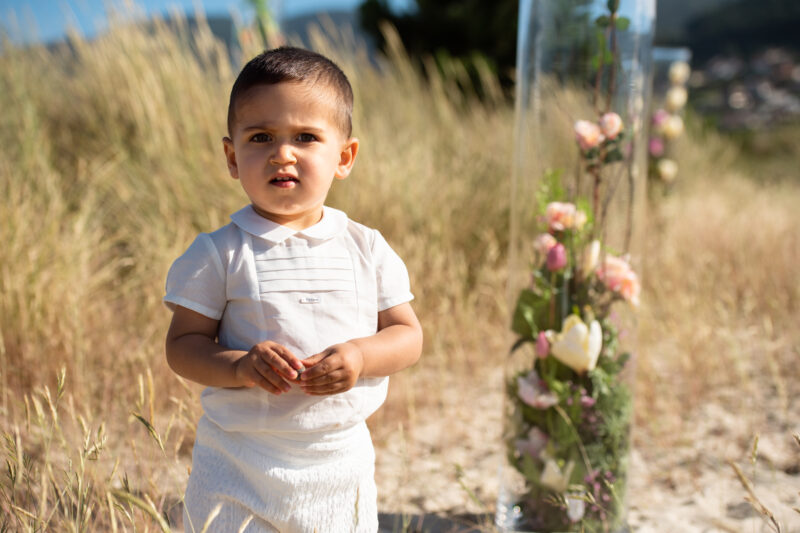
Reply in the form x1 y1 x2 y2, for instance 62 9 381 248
269 143 296 165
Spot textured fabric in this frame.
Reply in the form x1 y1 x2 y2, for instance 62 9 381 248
183 417 378 533
164 205 412 532
164 205 413 434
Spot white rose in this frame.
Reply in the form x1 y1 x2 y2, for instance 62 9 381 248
665 86 688 112
540 458 575 493
550 315 602 373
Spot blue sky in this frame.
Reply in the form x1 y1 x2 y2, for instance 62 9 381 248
0 0 413 44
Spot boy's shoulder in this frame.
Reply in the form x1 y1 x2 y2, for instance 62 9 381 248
336 209 382 249
195 220 241 250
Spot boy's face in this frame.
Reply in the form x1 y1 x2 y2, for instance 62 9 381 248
223 81 358 230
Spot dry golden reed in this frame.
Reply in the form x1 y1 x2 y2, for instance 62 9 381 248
1 7 798 530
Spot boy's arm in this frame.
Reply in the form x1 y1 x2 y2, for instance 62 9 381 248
299 302 423 395
165 305 303 394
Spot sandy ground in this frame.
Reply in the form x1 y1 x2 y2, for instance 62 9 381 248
373 368 800 532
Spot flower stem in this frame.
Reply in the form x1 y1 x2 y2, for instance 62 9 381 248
553 404 593 475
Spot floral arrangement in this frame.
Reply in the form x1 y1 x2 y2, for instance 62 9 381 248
648 60 691 188
503 1 643 531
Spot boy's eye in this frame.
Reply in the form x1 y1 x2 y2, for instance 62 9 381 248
297 133 317 143
250 133 271 143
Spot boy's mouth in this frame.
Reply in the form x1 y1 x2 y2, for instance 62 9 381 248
270 176 299 187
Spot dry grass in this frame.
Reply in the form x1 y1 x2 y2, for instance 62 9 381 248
1 8 799 531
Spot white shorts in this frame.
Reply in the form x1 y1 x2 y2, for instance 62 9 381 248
182 416 378 533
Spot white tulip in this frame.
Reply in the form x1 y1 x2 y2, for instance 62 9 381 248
581 240 601 275
540 458 575 493
665 86 688 112
550 315 602 373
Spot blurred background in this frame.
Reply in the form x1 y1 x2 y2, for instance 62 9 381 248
0 0 798 531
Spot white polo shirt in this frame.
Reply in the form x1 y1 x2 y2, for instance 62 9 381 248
165 205 414 435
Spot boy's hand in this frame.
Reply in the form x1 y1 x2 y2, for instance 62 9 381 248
299 342 364 395
234 341 304 394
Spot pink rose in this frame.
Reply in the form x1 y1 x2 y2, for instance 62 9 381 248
533 233 558 256
651 109 670 127
648 137 664 157
597 254 641 306
517 370 558 409
574 120 604 150
546 243 567 271
516 427 549 459
599 112 623 140
544 202 586 232
535 331 550 358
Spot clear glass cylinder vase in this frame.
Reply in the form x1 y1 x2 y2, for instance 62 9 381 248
496 1 655 531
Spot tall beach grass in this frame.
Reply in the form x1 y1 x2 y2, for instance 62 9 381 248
1 8 798 530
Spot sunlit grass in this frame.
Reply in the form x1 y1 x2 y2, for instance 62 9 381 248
1 6 799 531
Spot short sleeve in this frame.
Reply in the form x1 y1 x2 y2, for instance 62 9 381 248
164 234 226 320
372 230 414 311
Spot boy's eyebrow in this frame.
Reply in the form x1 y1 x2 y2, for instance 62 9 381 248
240 123 328 133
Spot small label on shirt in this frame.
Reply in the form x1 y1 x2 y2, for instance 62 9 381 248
299 296 322 304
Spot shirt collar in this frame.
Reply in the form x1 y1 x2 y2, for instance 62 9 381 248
230 205 348 244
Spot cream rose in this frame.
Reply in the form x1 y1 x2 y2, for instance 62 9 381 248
550 315 602 373
661 114 684 140
599 112 623 140
597 254 641 306
544 202 586 232
668 61 691 85
665 86 688 112
574 120 604 150
657 158 679 182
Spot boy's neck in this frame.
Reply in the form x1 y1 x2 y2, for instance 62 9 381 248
250 204 325 230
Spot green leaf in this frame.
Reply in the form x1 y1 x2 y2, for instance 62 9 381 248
132 413 164 452
604 149 624 164
521 453 541 482
615 16 630 31
511 289 540 339
596 29 607 52
595 15 610 28
607 0 620 13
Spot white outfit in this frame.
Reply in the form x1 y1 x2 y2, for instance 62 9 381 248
164 205 413 532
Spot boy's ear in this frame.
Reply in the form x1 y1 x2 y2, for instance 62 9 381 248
334 137 359 180
222 137 238 179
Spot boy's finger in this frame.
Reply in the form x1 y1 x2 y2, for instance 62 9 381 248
257 346 299 379
253 357 292 391
255 373 288 394
300 349 329 368
299 357 338 382
273 344 305 371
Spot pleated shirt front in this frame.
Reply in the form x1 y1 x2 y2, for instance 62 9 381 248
164 205 414 435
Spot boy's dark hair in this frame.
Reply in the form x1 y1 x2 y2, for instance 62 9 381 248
227 46 354 137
